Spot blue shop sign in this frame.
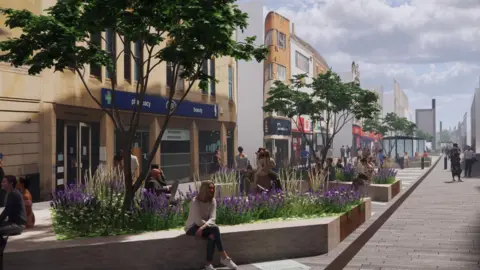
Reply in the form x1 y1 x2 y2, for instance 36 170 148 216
101 88 218 119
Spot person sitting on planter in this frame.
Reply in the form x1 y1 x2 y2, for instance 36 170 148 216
336 158 344 169
353 158 369 191
185 181 238 270
324 158 336 182
0 175 26 238
254 150 271 192
145 168 171 197
16 177 35 229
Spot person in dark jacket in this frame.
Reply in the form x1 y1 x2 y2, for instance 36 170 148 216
145 169 171 197
0 174 26 237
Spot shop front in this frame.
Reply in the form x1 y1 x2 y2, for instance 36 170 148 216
101 88 221 181
264 117 291 168
291 116 313 166
54 105 103 189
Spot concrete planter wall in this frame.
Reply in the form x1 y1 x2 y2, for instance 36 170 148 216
4 199 371 270
328 180 401 202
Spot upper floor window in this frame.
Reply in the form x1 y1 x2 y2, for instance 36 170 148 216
124 38 131 82
167 62 185 91
90 32 102 79
276 64 286 81
210 58 216 96
105 29 116 80
134 41 143 82
201 60 209 94
277 31 286 49
265 63 273 81
167 62 174 90
295 51 309 72
228 65 234 101
265 30 273 46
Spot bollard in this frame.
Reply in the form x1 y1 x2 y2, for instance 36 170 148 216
421 157 425 170
444 156 448 170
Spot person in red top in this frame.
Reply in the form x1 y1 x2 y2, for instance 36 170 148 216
422 152 428 158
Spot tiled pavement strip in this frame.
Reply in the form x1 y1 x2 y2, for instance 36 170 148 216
236 157 465 270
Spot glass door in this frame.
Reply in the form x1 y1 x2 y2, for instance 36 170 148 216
65 125 79 186
79 123 91 184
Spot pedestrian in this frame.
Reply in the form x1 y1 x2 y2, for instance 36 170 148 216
234 146 250 194
450 143 462 182
463 147 474 178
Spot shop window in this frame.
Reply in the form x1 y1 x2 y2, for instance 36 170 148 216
198 130 220 177
160 129 191 180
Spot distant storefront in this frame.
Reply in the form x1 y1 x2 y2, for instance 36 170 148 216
264 117 291 168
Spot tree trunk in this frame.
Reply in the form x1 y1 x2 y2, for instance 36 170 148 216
118 131 134 210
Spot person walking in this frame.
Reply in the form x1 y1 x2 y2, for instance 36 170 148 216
450 143 462 182
463 147 475 178
340 146 347 166
234 146 250 194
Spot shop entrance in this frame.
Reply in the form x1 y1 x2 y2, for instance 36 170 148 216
65 122 92 185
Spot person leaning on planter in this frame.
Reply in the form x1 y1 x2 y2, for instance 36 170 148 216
185 181 238 270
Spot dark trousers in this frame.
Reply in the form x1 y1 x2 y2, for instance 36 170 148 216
465 159 473 177
186 225 224 262
0 222 23 237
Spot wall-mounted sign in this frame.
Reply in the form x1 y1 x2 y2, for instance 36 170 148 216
162 129 190 141
291 116 313 133
101 88 218 119
264 117 291 136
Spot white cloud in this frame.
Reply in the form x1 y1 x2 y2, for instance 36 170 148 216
259 0 480 128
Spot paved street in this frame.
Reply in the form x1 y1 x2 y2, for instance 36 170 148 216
236 159 440 270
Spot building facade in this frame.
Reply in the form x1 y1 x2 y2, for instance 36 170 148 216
415 99 436 149
0 0 238 199
289 24 328 166
237 1 265 165
471 88 480 152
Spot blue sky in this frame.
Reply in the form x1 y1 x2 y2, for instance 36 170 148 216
241 0 480 130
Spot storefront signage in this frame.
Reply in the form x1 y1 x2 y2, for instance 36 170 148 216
101 88 218 119
162 129 190 141
291 116 312 133
264 117 291 136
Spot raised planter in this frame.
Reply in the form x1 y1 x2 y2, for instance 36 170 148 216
4 199 371 270
328 180 402 202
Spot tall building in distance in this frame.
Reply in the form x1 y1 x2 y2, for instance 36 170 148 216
415 99 436 149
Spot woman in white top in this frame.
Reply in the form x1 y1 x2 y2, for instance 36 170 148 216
185 181 237 270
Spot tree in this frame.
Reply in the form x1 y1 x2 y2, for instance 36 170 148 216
263 70 380 167
416 129 434 142
363 112 417 155
0 0 267 208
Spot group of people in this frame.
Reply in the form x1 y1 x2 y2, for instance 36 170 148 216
449 144 477 181
0 160 35 243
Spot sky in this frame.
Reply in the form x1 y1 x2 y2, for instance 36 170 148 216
241 0 480 130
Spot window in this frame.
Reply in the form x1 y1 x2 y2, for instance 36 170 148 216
124 38 131 82
228 65 233 101
105 29 116 79
276 64 286 81
201 60 208 94
277 31 286 49
166 62 174 90
210 58 216 96
265 63 273 81
134 41 143 82
265 30 273 46
295 51 309 72
177 65 184 91
90 32 101 79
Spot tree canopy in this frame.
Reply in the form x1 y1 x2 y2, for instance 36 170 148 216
263 70 380 166
0 0 267 207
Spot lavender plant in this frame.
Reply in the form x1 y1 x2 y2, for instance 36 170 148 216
373 168 397 184
336 164 355 182
51 169 365 239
